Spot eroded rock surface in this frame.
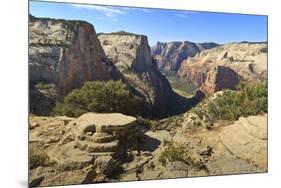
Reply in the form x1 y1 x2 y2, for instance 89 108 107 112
29 112 267 186
29 113 137 186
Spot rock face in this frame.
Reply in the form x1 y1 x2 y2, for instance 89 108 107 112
151 41 218 73
200 66 240 95
29 16 121 96
178 42 267 95
98 33 174 117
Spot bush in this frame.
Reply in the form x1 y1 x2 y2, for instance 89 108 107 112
53 81 140 117
208 82 267 121
158 145 185 166
136 116 155 129
29 149 50 169
35 82 54 90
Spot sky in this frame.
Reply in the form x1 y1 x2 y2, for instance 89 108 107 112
29 1 267 46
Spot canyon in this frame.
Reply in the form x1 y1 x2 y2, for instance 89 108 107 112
151 41 219 73
29 15 268 187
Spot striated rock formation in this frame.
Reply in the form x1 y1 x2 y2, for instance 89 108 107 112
151 41 218 73
98 33 174 117
29 16 121 96
178 42 267 95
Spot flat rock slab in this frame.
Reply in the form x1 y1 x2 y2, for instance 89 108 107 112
207 153 261 175
220 114 267 170
75 113 136 133
48 142 93 165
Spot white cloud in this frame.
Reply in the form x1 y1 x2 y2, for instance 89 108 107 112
72 4 126 19
174 13 187 18
141 8 153 13
174 10 196 18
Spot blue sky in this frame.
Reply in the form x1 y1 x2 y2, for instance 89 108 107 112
30 1 267 45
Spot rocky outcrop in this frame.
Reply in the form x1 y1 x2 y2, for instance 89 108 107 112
29 110 267 186
29 113 137 186
151 41 218 73
98 33 174 117
29 16 121 96
74 113 136 155
178 42 267 95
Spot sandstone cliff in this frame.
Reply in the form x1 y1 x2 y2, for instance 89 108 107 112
98 32 174 117
29 17 175 117
29 16 125 115
151 41 218 73
178 42 267 95
29 16 121 96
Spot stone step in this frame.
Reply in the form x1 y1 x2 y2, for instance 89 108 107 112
92 134 116 143
87 140 119 153
87 151 115 156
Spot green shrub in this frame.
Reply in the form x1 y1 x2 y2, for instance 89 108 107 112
97 31 136 36
158 145 185 166
29 149 50 169
208 82 267 121
35 82 54 90
136 116 155 130
53 81 140 117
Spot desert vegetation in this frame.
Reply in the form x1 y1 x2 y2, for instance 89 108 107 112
159 145 186 166
29 148 54 169
53 81 140 117
189 81 267 122
208 82 267 121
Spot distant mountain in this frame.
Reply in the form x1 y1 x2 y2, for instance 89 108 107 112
177 42 268 95
151 41 219 73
